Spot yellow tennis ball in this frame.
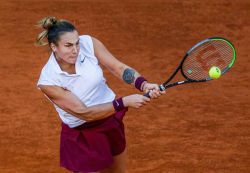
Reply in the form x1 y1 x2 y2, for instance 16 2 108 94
209 66 221 79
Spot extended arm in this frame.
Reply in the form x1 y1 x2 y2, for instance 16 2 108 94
92 37 146 90
38 85 150 122
92 37 165 97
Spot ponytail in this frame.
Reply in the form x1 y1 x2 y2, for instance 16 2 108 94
35 17 76 46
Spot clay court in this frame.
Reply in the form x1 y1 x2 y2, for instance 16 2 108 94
0 0 249 172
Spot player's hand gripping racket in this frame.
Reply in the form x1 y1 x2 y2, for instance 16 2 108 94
144 37 236 98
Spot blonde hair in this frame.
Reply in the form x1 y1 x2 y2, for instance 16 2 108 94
36 17 58 46
36 17 76 46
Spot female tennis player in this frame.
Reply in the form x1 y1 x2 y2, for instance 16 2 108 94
36 17 164 173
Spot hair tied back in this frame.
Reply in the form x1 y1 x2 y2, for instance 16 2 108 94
41 17 58 30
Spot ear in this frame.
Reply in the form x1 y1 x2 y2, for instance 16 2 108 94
50 43 57 52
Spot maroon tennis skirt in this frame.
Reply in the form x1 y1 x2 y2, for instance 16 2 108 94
60 108 128 172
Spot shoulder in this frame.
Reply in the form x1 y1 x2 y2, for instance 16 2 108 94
78 35 98 63
40 62 57 78
37 57 61 87
79 35 92 42
79 35 94 52
79 35 104 53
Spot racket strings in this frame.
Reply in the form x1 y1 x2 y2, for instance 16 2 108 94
182 40 234 81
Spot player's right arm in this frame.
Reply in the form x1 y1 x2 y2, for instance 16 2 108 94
38 85 150 122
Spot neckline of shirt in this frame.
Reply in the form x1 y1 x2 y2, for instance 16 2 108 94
50 52 86 76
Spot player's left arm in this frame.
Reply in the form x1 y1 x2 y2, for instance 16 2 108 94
92 37 163 97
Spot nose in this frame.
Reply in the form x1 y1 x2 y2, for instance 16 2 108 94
72 45 78 54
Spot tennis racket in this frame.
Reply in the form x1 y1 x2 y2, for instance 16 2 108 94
145 37 236 98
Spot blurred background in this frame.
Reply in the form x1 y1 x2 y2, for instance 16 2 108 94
0 0 249 172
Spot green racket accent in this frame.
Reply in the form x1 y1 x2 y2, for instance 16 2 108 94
211 38 236 68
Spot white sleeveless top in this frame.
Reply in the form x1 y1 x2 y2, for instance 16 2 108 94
37 35 116 128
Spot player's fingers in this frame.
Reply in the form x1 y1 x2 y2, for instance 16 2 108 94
150 92 158 99
151 90 161 98
138 103 143 108
160 90 166 94
148 90 154 98
152 84 160 90
154 90 165 96
155 90 161 96
151 85 160 91
142 95 151 101
144 84 159 91
145 88 150 93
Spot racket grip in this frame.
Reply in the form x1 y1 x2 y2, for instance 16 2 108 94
143 92 151 98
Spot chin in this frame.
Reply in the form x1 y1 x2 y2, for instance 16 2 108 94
67 57 77 64
69 60 77 64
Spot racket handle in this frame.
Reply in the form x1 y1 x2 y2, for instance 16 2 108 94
143 92 151 98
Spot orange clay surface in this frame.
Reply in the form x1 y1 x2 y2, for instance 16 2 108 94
0 0 249 172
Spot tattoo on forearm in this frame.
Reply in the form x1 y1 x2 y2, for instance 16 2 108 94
123 68 135 84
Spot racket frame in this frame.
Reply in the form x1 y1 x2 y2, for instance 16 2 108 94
159 37 236 91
